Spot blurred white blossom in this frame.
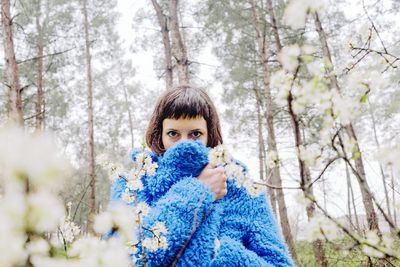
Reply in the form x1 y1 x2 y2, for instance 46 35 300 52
332 91 361 125
0 127 70 190
69 237 131 267
279 44 301 72
27 191 65 233
298 144 321 167
376 144 400 175
271 70 293 106
283 0 327 30
305 215 340 241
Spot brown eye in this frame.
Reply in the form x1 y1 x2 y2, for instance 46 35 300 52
167 131 178 138
191 131 202 139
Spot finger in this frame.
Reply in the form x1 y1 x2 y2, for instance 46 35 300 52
204 163 214 169
215 166 225 174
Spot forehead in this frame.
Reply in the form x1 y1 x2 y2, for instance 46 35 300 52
162 116 207 130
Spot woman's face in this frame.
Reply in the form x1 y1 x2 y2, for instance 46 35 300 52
162 116 208 151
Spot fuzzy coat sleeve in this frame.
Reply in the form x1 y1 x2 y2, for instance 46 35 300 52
211 187 295 267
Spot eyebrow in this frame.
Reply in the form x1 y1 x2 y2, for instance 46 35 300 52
165 128 205 131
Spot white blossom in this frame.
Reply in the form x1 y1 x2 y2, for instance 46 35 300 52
26 238 50 256
376 144 400 175
108 203 138 243
305 215 340 241
298 143 321 167
0 227 27 267
93 212 113 235
69 237 131 267
271 70 293 107
127 179 144 191
279 44 301 72
266 150 280 168
332 91 361 125
208 145 230 167
54 216 81 245
283 1 308 30
283 0 327 29
361 245 384 258
27 191 65 233
142 235 168 252
152 222 167 237
0 127 70 190
136 202 150 217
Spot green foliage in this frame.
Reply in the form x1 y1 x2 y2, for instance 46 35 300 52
296 240 400 267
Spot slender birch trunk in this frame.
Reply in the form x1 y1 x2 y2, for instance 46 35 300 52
1 0 24 126
35 0 44 131
346 161 361 232
249 0 297 261
390 169 397 227
169 0 189 84
151 0 173 89
82 0 96 229
254 85 278 215
120 70 135 150
255 89 265 182
314 12 381 234
368 100 393 222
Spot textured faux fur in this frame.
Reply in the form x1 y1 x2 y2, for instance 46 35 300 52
110 141 295 266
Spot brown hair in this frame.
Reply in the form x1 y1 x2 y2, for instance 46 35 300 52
146 85 223 155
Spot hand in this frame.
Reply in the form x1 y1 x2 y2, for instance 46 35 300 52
197 164 227 200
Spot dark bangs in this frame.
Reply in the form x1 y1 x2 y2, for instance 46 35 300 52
162 86 210 120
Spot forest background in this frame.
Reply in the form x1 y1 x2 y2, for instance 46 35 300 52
1 0 400 266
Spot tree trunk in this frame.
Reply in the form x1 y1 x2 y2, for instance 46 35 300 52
368 100 393 223
288 91 329 266
35 0 44 131
82 0 96 230
151 0 173 89
249 0 298 262
120 69 135 150
314 12 381 234
1 0 24 126
391 169 397 227
255 88 265 182
169 0 189 84
265 0 282 52
254 85 278 215
346 161 361 232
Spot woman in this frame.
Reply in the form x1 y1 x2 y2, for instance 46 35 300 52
110 85 295 266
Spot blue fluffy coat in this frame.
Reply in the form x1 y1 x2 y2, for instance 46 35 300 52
109 141 295 266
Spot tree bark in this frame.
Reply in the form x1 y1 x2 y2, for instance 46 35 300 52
346 161 361 232
288 90 328 266
254 85 277 215
390 169 397 227
35 0 44 131
255 88 265 182
169 0 189 84
368 100 393 223
249 0 298 262
1 0 24 126
82 0 96 230
119 68 135 150
151 0 173 89
314 12 381 234
265 0 282 52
